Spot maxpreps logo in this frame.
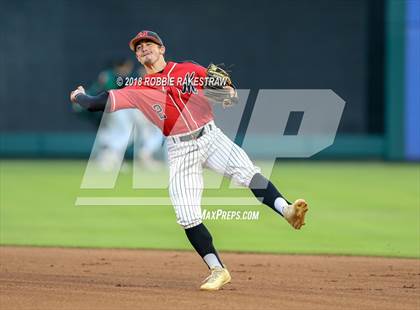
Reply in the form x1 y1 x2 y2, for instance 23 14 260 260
76 89 346 206
202 209 260 221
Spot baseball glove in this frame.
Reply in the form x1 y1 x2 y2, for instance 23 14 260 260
204 63 239 109
206 63 233 89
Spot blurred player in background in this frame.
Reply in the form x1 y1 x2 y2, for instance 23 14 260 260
73 57 164 171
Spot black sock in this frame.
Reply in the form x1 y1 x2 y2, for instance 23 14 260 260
185 223 224 268
249 173 291 216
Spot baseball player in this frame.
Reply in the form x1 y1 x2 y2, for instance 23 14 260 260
70 30 308 291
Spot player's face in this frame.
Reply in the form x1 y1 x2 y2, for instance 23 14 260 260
135 40 165 66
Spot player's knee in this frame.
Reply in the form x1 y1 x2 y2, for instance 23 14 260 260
177 218 202 229
233 166 262 187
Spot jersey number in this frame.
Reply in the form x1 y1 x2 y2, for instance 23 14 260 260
153 104 167 120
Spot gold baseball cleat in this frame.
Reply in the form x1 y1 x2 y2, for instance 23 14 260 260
283 199 308 229
200 266 231 291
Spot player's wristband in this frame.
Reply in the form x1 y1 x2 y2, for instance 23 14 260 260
74 91 109 112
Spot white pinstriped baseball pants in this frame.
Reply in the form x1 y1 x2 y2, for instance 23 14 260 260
167 121 261 228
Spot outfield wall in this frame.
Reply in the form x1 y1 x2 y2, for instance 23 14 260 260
0 0 418 160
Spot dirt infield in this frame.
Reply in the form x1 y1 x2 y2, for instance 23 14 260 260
0 247 418 310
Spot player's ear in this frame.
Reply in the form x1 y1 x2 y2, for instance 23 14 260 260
160 45 166 55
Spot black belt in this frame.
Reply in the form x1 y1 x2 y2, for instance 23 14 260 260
172 124 213 143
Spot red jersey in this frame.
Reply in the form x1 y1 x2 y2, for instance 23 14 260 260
108 61 214 136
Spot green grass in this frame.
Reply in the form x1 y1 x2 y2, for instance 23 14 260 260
0 160 419 258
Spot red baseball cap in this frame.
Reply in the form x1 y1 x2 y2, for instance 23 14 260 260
129 30 163 51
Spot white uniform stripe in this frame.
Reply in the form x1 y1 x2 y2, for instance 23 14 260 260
167 63 176 77
184 144 194 222
186 145 194 221
167 93 193 133
176 88 199 130
109 90 117 112
166 63 195 135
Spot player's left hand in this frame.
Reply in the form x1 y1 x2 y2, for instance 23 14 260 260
203 86 239 109
222 86 238 109
205 64 238 109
